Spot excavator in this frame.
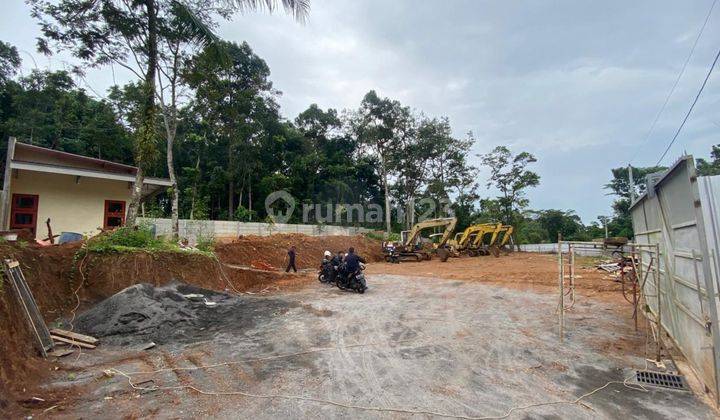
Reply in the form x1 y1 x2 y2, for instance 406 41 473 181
384 217 457 262
495 225 515 253
446 223 502 256
468 224 514 257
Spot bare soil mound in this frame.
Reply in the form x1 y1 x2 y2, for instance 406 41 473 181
215 233 384 268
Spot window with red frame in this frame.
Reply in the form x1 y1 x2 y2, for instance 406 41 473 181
10 194 39 237
104 200 126 230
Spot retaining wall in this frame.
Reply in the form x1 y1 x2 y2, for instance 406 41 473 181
139 218 370 241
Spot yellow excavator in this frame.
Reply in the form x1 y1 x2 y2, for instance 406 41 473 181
468 224 514 257
446 223 502 256
495 225 515 254
384 217 457 262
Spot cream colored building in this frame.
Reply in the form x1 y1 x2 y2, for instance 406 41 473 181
0 138 171 238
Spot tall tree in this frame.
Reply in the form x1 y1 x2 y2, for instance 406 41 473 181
185 40 278 219
0 41 21 84
351 90 411 234
425 128 476 220
604 165 665 238
31 0 309 229
480 146 540 226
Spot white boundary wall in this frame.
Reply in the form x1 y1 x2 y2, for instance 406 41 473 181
519 243 630 256
139 218 369 241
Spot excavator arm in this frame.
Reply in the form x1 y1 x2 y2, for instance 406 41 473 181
497 225 514 247
470 223 503 248
403 217 457 248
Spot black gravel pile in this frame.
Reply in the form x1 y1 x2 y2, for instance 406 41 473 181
75 282 292 346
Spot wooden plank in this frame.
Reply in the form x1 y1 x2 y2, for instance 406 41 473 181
51 335 96 349
50 328 98 345
5 260 54 357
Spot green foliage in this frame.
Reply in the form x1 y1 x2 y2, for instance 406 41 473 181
0 70 133 162
604 165 667 239
195 235 216 253
480 146 540 227
697 145 720 176
143 201 168 218
0 41 21 84
233 205 255 222
86 225 169 253
605 165 666 200
515 219 548 244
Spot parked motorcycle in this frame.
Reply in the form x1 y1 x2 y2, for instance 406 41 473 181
336 262 367 294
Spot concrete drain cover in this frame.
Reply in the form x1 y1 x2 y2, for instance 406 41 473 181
635 370 687 390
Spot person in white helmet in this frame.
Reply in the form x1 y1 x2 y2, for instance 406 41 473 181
318 250 334 283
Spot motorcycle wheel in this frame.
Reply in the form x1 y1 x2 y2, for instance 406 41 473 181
318 273 325 283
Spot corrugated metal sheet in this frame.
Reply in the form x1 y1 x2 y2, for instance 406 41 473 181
631 157 720 402
700 176 720 298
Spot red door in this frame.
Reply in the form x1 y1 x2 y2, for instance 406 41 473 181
103 200 126 230
10 194 39 237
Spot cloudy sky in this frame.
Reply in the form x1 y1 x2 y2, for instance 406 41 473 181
3 0 720 223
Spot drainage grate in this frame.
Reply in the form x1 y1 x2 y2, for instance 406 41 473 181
635 370 687 390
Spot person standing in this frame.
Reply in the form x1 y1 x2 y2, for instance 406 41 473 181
286 245 297 273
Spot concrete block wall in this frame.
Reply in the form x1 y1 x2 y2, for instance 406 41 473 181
518 243 630 256
138 218 369 242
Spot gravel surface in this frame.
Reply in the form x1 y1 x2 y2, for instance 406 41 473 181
52 274 716 419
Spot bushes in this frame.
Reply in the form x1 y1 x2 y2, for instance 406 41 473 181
195 235 216 253
365 231 399 242
86 225 174 253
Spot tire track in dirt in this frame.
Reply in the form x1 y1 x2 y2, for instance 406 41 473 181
380 296 482 416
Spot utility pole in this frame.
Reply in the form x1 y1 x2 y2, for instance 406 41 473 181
628 164 636 203
603 218 607 239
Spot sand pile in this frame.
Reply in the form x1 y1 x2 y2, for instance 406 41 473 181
75 282 292 346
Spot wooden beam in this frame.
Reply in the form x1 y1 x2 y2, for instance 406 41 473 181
50 328 98 345
51 335 96 349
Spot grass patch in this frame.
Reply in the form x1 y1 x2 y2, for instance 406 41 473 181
195 235 216 253
83 225 214 258
365 231 400 242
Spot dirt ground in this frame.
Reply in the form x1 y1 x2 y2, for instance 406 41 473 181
367 252 623 294
5 252 716 419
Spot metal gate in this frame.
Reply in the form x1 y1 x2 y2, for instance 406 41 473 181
630 156 720 402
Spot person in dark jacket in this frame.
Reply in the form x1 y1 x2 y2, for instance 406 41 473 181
286 246 297 272
344 247 366 276
330 250 344 281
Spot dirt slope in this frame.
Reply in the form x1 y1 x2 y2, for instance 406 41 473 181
215 234 384 268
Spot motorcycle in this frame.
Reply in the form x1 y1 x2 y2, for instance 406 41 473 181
336 262 367 294
318 259 335 284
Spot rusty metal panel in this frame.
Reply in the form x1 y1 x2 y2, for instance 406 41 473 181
631 157 720 403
